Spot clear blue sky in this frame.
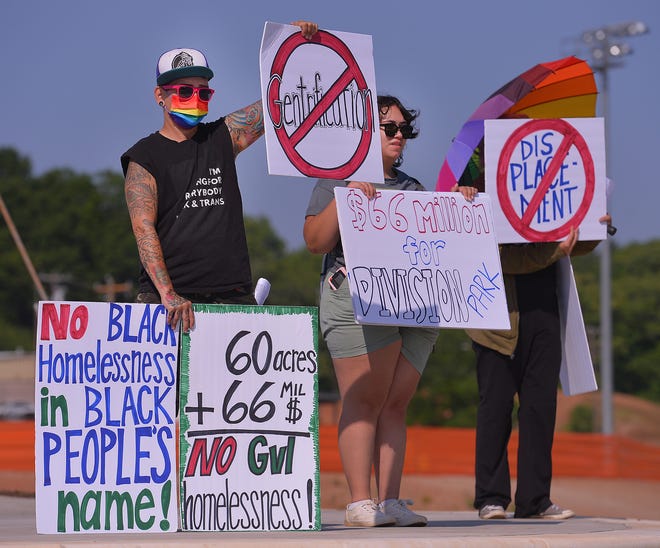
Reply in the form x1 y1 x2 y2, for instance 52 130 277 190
2 0 658 250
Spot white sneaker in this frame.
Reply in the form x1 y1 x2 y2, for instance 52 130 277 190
529 503 575 520
379 498 428 527
479 504 507 519
344 499 396 527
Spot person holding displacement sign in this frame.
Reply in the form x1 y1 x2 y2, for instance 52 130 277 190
468 215 613 520
121 21 318 333
304 95 476 527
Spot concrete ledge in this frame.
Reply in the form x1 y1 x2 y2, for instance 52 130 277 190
2 496 660 547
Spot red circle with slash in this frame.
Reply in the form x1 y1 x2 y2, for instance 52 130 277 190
496 118 595 240
267 30 374 179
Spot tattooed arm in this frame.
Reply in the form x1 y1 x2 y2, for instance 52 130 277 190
124 161 194 332
224 100 265 157
224 21 317 157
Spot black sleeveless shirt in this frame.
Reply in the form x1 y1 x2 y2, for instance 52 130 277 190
121 119 251 295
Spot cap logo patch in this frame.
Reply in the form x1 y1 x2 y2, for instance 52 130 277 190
171 52 194 70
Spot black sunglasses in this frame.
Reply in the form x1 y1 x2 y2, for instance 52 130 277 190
161 84 215 102
380 122 415 139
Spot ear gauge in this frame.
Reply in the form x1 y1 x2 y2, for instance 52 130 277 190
158 101 164 107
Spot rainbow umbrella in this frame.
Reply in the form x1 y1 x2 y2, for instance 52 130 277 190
436 56 597 191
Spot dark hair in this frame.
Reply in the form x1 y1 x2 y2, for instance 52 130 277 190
377 95 419 134
377 95 419 167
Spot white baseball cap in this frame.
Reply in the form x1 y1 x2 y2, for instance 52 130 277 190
156 48 214 85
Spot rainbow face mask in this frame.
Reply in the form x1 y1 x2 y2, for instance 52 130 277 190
168 95 209 128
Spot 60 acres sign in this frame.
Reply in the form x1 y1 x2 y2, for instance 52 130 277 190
179 305 320 532
485 117 607 243
259 21 383 183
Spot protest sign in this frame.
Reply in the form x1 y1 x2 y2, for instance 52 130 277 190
179 305 320 532
485 117 607 243
557 256 598 395
260 21 382 182
35 301 178 534
335 187 509 329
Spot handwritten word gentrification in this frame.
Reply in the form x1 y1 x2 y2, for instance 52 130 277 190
268 75 373 133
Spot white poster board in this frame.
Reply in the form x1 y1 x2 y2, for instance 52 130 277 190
485 118 607 243
179 305 320 532
260 21 382 182
35 302 178 534
335 187 510 329
557 257 598 395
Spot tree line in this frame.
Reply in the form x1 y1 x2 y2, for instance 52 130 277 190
1 147 659 426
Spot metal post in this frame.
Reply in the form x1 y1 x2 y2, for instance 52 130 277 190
574 20 649 434
598 65 614 435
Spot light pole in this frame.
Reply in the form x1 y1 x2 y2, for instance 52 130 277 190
578 21 649 434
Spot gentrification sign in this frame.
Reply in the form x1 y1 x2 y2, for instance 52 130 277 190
260 21 382 182
179 305 320 532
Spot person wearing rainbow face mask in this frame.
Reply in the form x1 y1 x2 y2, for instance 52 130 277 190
121 21 318 333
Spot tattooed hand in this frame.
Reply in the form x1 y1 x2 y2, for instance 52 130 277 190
162 290 195 333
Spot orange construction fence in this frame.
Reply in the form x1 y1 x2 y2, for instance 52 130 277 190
6 421 660 480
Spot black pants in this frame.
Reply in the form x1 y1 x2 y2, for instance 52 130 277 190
473 265 561 518
136 289 257 306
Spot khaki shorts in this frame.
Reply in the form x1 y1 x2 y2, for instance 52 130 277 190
319 271 439 374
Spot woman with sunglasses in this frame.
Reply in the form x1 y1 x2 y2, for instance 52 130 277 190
121 21 317 333
304 95 475 527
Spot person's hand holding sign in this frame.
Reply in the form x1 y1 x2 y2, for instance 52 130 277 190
290 20 318 39
602 213 617 236
560 214 613 256
600 214 614 234
558 226 579 256
347 180 377 199
451 183 479 202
